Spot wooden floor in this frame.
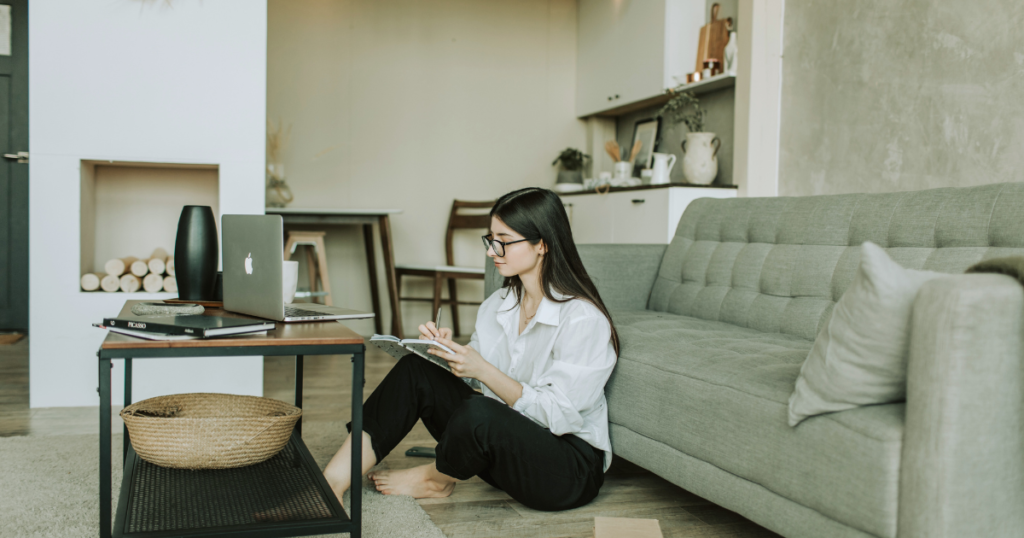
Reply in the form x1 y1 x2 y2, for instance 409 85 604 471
1 336 780 538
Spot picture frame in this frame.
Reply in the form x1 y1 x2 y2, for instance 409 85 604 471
631 117 660 171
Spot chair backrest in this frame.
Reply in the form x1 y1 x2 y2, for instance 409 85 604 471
649 182 1024 341
446 200 494 266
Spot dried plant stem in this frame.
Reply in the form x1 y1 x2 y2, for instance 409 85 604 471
266 118 292 182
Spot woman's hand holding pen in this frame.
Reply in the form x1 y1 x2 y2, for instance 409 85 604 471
418 321 452 342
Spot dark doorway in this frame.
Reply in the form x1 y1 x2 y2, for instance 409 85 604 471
0 0 27 332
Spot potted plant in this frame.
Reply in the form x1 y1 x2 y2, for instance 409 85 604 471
658 90 720 185
551 148 590 192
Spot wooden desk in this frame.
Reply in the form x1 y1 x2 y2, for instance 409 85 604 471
266 208 405 337
97 301 366 538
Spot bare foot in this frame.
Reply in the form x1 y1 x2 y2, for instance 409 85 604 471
367 464 455 499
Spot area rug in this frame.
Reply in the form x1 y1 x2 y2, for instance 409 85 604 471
0 427 445 538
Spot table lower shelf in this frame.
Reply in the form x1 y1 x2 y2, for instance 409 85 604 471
114 431 353 538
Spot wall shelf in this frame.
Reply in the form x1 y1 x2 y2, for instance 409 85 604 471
559 181 738 197
591 74 736 118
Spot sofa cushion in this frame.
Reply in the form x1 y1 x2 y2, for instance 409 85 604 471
788 242 943 426
606 309 903 538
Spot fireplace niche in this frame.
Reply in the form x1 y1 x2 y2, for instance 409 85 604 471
79 160 220 294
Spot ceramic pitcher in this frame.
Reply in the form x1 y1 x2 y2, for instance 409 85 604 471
681 132 721 185
650 153 677 185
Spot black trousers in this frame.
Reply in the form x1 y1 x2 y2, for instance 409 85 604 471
346 354 605 511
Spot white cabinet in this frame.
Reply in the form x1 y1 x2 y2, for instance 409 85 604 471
563 192 612 244
561 186 737 244
576 0 705 117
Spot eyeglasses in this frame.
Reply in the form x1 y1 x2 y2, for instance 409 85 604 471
481 235 533 257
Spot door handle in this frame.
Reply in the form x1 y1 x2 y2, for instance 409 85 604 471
3 151 28 163
632 199 645 204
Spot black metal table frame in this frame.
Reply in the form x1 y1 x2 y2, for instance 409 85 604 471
97 343 365 538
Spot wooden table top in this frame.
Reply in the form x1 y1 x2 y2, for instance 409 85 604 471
100 301 364 350
265 208 403 216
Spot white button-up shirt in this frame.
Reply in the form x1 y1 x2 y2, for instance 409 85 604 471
468 286 616 472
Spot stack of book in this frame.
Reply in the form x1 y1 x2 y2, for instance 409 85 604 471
94 315 275 341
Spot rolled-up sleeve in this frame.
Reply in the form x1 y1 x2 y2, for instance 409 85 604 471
512 315 616 435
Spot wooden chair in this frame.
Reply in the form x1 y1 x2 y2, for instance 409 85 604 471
283 231 332 305
395 200 493 337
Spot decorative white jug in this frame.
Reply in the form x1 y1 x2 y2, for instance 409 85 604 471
681 132 721 185
649 153 677 185
724 31 738 75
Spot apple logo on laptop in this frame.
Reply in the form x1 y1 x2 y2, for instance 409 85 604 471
245 253 253 275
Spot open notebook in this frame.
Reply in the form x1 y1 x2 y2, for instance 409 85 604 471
369 335 455 371
369 335 482 389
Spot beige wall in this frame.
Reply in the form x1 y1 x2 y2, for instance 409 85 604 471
268 0 584 336
778 0 1024 196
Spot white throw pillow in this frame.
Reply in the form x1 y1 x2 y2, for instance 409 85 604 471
787 241 943 426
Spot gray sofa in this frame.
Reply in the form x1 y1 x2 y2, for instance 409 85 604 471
484 182 1024 538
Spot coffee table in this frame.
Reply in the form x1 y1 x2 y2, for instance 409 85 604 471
96 301 366 538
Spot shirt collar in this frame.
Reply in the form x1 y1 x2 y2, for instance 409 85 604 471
496 287 571 331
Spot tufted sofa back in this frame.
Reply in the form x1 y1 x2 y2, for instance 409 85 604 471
648 182 1024 341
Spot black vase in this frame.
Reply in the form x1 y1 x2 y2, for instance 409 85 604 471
174 206 219 300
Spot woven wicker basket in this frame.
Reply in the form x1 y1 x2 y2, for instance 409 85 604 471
120 393 302 470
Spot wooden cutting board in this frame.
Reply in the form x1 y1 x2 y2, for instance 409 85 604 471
695 3 733 72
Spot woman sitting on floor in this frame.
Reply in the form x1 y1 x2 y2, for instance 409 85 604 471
323 186 619 512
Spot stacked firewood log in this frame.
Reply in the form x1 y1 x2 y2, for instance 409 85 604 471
80 248 177 293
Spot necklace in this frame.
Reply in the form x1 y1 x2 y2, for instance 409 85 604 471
523 300 540 321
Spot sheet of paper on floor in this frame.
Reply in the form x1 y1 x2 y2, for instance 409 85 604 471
594 516 663 538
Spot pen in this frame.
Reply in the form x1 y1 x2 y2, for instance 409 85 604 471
433 306 442 340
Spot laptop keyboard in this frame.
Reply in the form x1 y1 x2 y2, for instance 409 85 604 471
284 306 330 318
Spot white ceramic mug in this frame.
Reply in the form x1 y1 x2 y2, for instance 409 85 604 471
282 260 299 304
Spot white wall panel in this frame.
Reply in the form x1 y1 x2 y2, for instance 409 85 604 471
29 0 267 407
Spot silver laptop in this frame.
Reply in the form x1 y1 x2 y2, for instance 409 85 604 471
222 215 375 322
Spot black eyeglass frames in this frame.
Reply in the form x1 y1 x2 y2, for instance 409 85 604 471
481 235 532 257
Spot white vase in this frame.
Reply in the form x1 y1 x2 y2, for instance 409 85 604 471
724 31 738 76
681 132 721 185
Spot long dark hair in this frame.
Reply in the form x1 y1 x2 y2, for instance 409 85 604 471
491 187 620 356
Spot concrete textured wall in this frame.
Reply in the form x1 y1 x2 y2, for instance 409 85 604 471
779 0 1024 196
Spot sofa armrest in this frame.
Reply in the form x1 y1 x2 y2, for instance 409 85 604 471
485 244 667 311
899 274 1024 538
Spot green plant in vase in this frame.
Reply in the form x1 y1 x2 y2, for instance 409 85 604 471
552 148 590 192
657 90 720 185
